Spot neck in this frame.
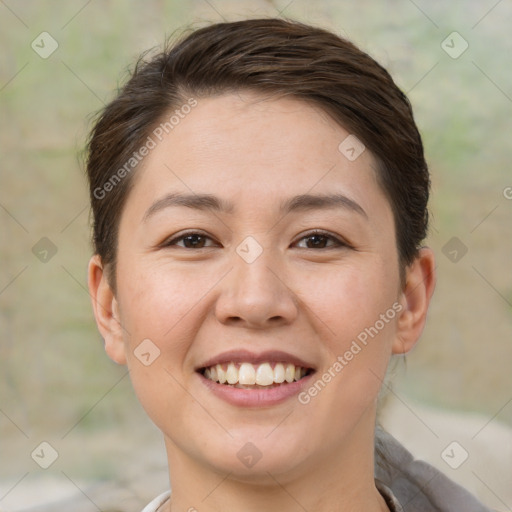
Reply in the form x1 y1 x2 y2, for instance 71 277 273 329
163 406 388 512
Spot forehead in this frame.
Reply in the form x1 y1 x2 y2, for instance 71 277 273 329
124 92 392 228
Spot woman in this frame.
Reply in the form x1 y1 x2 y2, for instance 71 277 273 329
86 17 492 512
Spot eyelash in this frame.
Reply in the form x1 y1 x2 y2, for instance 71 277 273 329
160 229 349 250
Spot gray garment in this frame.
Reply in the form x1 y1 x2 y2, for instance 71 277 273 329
141 428 494 512
374 426 493 512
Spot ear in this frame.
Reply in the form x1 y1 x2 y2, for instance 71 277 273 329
87 254 127 365
393 247 436 355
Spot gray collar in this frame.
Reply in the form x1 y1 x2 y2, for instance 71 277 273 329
374 426 492 512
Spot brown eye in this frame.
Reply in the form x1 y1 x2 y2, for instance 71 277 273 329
294 231 347 249
304 234 330 249
181 234 207 248
162 231 218 249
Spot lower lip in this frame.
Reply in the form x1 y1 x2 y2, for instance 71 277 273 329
198 372 315 407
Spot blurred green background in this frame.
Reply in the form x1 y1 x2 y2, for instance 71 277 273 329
1 1 511 510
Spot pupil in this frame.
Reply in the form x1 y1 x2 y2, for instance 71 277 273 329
184 235 204 248
308 235 326 248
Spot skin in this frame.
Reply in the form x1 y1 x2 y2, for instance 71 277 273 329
88 92 436 512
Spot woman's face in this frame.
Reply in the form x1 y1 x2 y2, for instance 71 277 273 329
90 92 430 480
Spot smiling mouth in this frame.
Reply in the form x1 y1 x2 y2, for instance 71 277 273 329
199 362 314 389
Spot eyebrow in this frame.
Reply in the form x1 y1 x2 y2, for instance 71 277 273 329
142 192 368 222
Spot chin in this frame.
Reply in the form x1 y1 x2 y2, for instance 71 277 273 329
210 452 308 484
196 428 313 481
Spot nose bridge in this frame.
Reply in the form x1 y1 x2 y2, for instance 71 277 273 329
214 236 298 327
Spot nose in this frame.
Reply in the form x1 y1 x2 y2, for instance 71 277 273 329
214 246 299 329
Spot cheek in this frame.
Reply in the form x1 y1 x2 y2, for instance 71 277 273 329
298 257 398 402
117 259 216 342
114 260 210 393
114 261 208 430
307 258 398 394
296 263 397 439
298 257 399 348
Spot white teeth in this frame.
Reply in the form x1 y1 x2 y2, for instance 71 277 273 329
273 363 285 383
255 363 274 386
216 364 226 384
239 362 256 385
203 361 310 386
285 363 295 383
226 362 238 384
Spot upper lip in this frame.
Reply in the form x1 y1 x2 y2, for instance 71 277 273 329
196 349 316 371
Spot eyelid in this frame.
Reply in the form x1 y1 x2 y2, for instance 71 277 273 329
159 228 351 250
159 230 220 248
292 229 350 249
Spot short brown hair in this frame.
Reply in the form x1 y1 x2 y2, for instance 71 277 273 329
86 17 429 291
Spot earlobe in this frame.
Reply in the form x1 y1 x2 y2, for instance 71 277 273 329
87 255 127 365
393 247 436 355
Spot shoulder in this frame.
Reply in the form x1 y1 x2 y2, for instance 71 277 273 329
375 426 494 512
141 490 171 512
